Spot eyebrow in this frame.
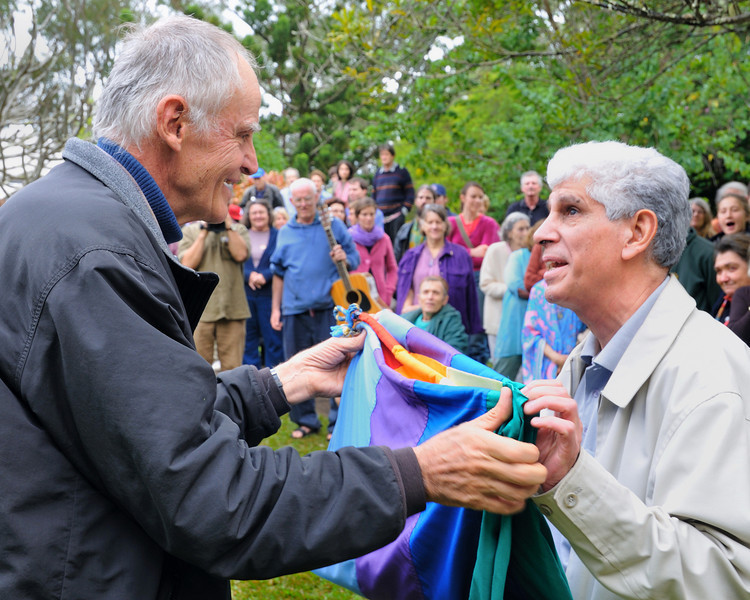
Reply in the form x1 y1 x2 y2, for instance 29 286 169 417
237 121 262 135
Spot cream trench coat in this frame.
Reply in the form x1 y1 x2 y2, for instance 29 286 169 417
534 275 750 599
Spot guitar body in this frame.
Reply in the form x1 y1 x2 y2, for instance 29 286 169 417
330 272 388 314
317 199 387 314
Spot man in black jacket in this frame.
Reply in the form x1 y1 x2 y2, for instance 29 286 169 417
0 16 545 599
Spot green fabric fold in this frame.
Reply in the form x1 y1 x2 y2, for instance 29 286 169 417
469 382 573 600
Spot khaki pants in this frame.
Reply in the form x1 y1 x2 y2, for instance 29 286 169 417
194 319 246 372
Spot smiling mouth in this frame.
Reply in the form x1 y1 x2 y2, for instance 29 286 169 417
545 260 567 270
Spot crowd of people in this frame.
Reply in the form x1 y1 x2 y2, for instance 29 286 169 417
187 147 750 420
2 14 750 600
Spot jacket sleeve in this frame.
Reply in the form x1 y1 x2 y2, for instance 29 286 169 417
383 237 399 301
437 309 469 354
22 248 421 580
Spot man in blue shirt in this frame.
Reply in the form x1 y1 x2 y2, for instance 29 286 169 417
270 177 359 438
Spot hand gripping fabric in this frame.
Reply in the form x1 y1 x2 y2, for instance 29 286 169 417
315 307 572 600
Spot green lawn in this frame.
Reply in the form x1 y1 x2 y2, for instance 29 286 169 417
231 408 360 600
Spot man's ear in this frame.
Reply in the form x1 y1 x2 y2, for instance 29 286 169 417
155 95 188 152
622 209 658 261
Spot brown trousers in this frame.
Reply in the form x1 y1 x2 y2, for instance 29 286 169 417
194 319 246 372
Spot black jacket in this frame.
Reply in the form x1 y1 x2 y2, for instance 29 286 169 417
0 139 423 599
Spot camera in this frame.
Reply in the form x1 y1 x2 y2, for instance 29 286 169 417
202 222 227 232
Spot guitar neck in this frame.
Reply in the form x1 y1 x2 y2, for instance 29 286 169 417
319 203 353 292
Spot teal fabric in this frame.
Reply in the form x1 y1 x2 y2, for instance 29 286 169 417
469 381 573 600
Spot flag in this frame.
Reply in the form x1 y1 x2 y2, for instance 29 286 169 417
315 309 571 600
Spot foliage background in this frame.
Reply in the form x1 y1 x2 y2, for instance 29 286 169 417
4 1 750 214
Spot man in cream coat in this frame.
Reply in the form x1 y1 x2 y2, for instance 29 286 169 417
521 141 750 599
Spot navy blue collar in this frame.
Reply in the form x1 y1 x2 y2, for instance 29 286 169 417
97 138 182 243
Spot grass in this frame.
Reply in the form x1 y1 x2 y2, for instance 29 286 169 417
231 406 360 600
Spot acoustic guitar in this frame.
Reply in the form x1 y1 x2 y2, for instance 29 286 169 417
317 200 387 314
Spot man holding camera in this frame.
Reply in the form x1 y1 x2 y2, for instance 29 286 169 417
178 214 251 371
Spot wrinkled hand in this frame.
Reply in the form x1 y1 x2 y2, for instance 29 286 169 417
272 333 366 402
414 387 547 514
522 379 582 493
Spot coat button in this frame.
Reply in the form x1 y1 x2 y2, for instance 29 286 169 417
564 493 578 508
539 504 552 517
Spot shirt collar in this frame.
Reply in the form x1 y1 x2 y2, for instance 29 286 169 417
583 276 670 373
97 138 182 244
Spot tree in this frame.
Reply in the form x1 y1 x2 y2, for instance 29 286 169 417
0 0 140 199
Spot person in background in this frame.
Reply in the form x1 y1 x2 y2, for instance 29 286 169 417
327 198 347 223
504 170 549 225
401 276 468 353
332 159 356 206
179 213 251 372
712 233 750 324
348 176 384 228
0 16 549 598
493 221 537 379
240 167 284 209
480 212 531 360
671 221 722 313
431 183 455 216
521 140 750 599
272 205 289 229
711 192 750 241
241 199 283 368
396 204 482 341
521 278 586 383
393 184 436 263
349 197 398 305
689 197 715 239
280 166 300 216
310 168 332 202
372 143 415 241
271 178 360 440
446 181 500 364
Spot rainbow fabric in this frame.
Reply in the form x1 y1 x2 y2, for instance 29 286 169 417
315 309 571 600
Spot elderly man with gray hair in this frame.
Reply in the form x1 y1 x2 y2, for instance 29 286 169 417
521 141 750 599
0 16 549 599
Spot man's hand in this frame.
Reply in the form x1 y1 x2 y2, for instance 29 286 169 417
330 244 347 264
522 379 582 493
270 307 283 331
414 387 547 514
272 334 366 401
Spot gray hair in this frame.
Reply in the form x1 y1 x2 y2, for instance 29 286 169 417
290 177 316 197
93 15 256 150
520 170 543 187
546 141 690 269
500 211 530 243
715 181 748 205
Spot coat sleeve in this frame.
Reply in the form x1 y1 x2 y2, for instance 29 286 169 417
22 248 419 580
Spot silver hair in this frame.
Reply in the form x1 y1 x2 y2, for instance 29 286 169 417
520 170 543 187
546 141 691 269
500 211 530 243
290 177 316 196
715 181 748 205
93 15 256 150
